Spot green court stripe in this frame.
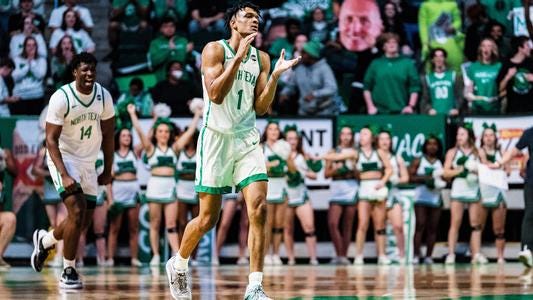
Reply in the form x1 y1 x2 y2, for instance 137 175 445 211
236 173 268 191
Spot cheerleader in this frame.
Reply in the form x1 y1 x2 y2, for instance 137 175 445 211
106 128 141 267
283 126 318 265
262 121 287 265
128 104 202 266
478 123 508 263
324 126 358 265
410 135 444 264
214 192 249 266
378 130 409 263
443 123 486 264
32 142 66 267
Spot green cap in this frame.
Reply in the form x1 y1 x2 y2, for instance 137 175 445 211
302 41 321 59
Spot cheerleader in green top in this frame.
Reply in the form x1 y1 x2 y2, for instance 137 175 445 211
478 124 509 264
284 128 318 266
128 104 202 266
262 121 287 266
423 48 460 116
443 124 486 265
465 38 502 115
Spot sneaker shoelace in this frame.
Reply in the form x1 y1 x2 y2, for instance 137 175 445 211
172 272 188 292
249 285 266 298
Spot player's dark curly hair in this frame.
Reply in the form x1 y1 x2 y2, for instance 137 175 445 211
225 1 261 32
71 52 97 70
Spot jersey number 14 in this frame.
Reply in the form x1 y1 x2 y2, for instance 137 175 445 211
80 125 92 140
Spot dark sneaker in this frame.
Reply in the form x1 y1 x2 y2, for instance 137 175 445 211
59 267 83 289
31 229 52 272
166 256 192 299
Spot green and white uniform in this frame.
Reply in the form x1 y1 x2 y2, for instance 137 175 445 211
414 156 444 207
450 149 480 202
143 147 178 203
112 150 139 208
426 70 456 114
466 61 502 114
196 40 268 194
264 143 287 204
46 82 115 202
480 149 506 208
176 151 198 204
286 154 309 207
387 154 416 209
356 150 388 201
42 151 61 204
329 147 358 205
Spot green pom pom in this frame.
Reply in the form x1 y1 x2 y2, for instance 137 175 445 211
306 159 323 172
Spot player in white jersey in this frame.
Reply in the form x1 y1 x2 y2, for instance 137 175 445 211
30 53 115 289
165 3 300 299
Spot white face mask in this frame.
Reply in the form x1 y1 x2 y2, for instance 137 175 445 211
172 70 183 80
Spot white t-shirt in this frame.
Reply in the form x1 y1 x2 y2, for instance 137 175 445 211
48 5 94 29
9 33 48 59
46 82 115 164
0 77 10 117
49 28 95 53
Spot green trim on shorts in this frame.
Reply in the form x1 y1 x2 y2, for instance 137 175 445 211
177 198 199 205
288 191 309 208
358 198 385 203
146 197 177 204
236 173 268 191
84 194 97 202
195 185 232 195
482 192 506 208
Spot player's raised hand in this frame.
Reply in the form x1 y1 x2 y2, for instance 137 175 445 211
236 33 257 60
273 49 300 77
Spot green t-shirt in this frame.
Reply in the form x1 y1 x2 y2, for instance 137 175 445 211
480 0 514 36
425 70 456 114
466 61 502 114
152 0 188 21
148 35 189 81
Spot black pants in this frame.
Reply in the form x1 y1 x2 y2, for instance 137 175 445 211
522 183 533 250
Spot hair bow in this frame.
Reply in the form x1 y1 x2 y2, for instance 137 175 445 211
462 121 473 131
267 118 280 125
482 122 497 132
153 117 175 131
363 124 381 136
283 124 298 134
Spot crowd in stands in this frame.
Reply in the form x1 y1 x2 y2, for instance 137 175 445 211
0 0 533 118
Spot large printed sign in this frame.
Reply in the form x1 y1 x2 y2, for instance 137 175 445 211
465 115 533 184
513 7 533 36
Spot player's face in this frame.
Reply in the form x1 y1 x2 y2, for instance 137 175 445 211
359 128 373 147
73 62 96 90
232 7 259 35
425 138 439 156
120 129 132 147
456 127 468 146
339 127 353 146
266 123 280 142
155 124 170 144
482 129 496 148
286 131 299 150
339 0 382 52
377 132 391 152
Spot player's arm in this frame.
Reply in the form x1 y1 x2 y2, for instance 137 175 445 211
173 108 202 152
202 34 256 104
254 49 301 115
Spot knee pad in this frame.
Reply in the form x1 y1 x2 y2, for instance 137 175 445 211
495 232 505 240
376 228 386 235
272 227 283 234
60 187 83 201
471 224 483 232
304 231 316 238
94 232 106 240
167 227 178 234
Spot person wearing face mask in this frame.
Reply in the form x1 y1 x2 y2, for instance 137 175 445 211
150 61 201 116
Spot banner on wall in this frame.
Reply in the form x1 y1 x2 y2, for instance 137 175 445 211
465 115 533 184
513 7 533 36
337 115 447 162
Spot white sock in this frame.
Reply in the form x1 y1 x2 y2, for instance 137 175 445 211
174 252 189 271
63 258 75 269
248 272 263 287
42 230 59 249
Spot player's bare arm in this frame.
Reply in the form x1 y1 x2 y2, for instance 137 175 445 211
98 117 115 185
202 33 257 104
254 49 301 115
46 123 76 193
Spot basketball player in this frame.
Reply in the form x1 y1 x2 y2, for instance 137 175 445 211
30 52 115 289
165 2 300 299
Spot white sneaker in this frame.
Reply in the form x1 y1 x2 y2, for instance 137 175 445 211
271 255 282 266
236 257 249 265
445 254 455 265
519 248 533 268
497 257 506 264
378 256 391 266
211 257 219 266
263 254 272 266
131 258 142 267
412 256 419 265
424 257 434 265
97 257 107 267
165 256 192 299
472 253 488 265
244 284 272 300
105 258 114 267
150 254 161 266
353 256 364 265
309 258 319 266
287 258 296 266
338 257 350 265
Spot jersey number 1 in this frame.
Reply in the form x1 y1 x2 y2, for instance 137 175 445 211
237 89 243 110
80 125 92 140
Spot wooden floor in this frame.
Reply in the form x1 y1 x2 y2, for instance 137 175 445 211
1 263 533 299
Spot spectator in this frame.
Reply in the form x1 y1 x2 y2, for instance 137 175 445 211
50 35 75 89
464 38 502 115
486 21 511 60
0 0 14 34
479 0 514 36
303 7 334 44
0 145 17 269
11 36 46 115
48 0 93 32
49 9 95 54
188 0 226 35
363 33 420 114
152 0 188 26
421 48 461 116
464 4 489 62
0 58 18 116
269 18 302 64
396 0 422 51
419 0 464 72
150 61 199 116
381 1 411 54
7 0 45 35
497 35 533 114
9 15 47 59
108 0 149 53
338 0 383 52
279 41 338 116
116 77 153 118
148 17 191 82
